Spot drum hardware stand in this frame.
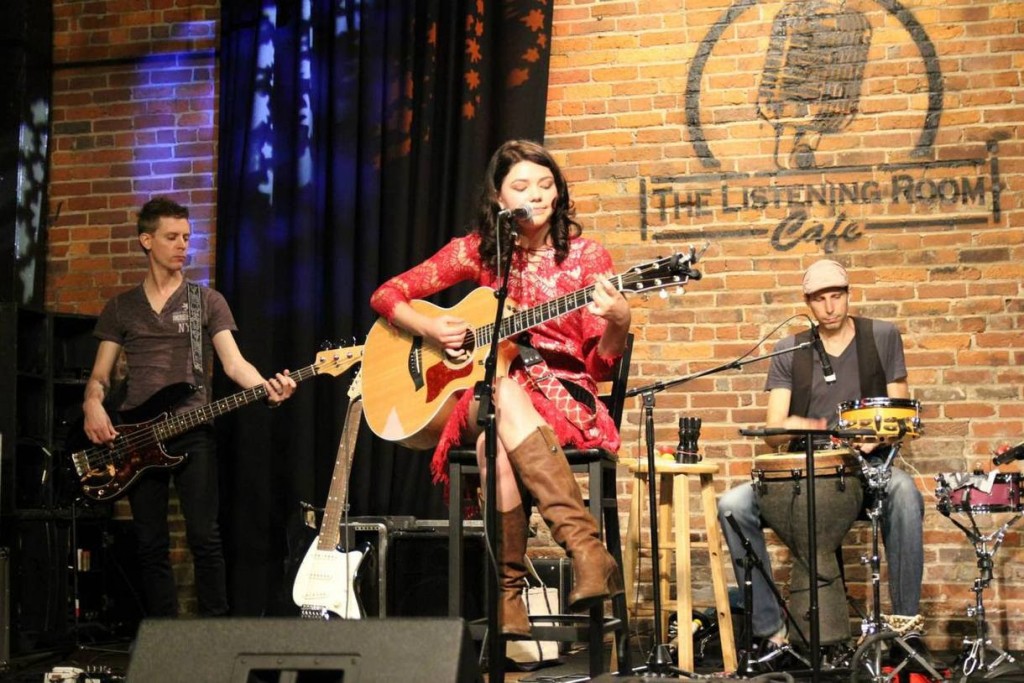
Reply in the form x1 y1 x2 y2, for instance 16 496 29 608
849 442 945 682
935 479 1024 680
722 511 810 675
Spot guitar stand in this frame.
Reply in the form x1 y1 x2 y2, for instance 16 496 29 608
723 512 810 675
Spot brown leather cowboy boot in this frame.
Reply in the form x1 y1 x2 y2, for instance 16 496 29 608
498 505 531 639
507 425 624 611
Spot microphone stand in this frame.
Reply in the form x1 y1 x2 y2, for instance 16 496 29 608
476 216 518 683
623 341 817 677
736 426 871 679
723 511 808 675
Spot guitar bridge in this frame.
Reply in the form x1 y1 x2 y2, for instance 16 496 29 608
300 606 331 621
408 336 425 390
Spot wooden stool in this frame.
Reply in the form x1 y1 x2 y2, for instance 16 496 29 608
624 459 737 673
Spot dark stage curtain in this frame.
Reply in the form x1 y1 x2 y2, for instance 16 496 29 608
216 0 552 615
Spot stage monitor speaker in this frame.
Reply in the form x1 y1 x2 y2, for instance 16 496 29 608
126 617 483 683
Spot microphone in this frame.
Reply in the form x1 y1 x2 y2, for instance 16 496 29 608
993 441 1024 466
498 204 533 221
809 324 837 384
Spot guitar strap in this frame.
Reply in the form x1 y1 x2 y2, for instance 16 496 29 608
517 342 599 437
187 281 205 389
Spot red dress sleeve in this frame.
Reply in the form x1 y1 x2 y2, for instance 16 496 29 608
369 235 483 322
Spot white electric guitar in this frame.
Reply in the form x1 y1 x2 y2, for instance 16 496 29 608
292 369 367 620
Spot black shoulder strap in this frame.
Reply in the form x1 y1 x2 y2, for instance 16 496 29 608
187 281 205 390
789 328 814 417
853 316 888 397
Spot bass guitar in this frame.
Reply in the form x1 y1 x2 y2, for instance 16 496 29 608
71 345 364 502
293 369 366 620
361 251 701 449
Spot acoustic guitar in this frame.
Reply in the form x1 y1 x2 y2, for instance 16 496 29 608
361 252 700 449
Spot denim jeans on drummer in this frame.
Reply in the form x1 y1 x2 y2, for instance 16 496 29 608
717 464 924 638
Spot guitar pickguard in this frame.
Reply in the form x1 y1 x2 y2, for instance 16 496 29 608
424 356 475 403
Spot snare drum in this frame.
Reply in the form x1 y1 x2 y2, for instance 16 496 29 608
837 397 922 443
939 472 1023 514
754 448 863 644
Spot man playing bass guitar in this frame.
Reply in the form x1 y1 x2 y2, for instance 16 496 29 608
82 197 297 617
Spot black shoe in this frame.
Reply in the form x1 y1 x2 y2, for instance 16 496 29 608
889 635 949 677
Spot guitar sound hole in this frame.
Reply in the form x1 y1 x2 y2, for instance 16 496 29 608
443 346 472 365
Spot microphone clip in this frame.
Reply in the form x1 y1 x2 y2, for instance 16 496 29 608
498 204 533 221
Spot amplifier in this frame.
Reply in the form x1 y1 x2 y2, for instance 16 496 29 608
528 556 573 652
337 517 485 621
528 556 573 613
338 518 390 618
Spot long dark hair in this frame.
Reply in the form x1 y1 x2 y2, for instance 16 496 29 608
472 140 582 274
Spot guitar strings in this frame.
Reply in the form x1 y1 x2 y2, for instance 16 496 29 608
79 355 354 474
470 258 687 347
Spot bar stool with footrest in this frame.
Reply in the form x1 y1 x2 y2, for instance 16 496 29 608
623 457 738 673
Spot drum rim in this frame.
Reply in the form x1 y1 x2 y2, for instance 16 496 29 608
942 472 1023 513
838 396 920 411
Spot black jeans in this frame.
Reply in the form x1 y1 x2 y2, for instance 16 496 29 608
127 426 228 617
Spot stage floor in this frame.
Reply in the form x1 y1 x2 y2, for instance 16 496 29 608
2 636 1022 682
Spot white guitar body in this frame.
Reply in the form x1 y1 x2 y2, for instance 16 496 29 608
292 369 368 620
292 541 368 620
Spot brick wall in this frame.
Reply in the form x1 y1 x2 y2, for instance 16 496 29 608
44 0 1023 653
545 0 1024 653
48 0 219 316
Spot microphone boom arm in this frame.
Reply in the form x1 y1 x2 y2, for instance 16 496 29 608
625 339 815 399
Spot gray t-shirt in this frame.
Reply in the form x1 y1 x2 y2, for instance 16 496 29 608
94 281 238 412
765 319 907 429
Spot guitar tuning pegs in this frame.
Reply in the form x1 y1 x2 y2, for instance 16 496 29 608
675 286 685 295
319 340 335 351
659 289 668 299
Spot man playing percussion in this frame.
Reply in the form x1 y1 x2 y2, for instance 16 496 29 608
717 259 944 672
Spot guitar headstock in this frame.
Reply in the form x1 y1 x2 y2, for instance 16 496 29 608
348 367 364 400
618 247 703 298
315 345 364 377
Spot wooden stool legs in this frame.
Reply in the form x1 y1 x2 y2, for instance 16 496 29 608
624 462 738 673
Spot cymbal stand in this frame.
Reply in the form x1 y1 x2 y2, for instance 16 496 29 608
935 481 1023 679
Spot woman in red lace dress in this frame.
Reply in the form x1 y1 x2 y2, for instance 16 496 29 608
370 140 630 639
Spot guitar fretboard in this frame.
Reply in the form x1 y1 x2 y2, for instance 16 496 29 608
318 400 363 551
151 362 321 442
471 270 642 348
